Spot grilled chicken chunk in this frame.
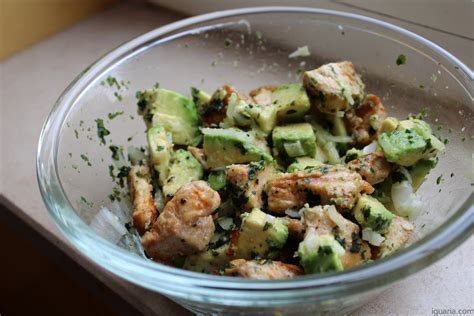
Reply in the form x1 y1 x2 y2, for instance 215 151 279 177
303 61 365 114
345 94 387 146
266 165 374 213
302 205 371 268
378 216 414 258
226 162 277 211
285 217 305 240
128 165 157 235
225 259 303 279
347 152 391 185
249 85 277 106
141 181 220 262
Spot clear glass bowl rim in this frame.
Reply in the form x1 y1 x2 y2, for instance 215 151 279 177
37 6 473 303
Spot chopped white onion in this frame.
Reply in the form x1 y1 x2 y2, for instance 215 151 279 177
362 228 385 246
327 205 346 229
362 141 378 154
154 190 165 213
127 146 147 165
284 208 301 218
391 180 423 220
288 46 311 58
217 217 234 230
89 207 127 244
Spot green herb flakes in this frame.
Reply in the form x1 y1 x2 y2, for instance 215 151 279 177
396 54 406 66
95 118 110 145
108 111 124 120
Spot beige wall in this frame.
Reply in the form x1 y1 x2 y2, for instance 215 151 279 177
0 0 116 60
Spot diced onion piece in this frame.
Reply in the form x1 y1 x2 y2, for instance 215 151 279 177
285 208 301 218
217 217 234 230
362 141 378 154
154 190 165 213
327 205 346 230
288 46 311 58
391 180 423 220
90 207 127 244
324 134 353 143
127 146 147 165
362 228 385 246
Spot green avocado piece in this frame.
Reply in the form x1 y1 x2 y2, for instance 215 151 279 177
234 208 288 259
272 83 311 121
162 149 203 199
408 159 436 191
287 156 324 172
272 123 316 158
137 88 201 146
147 126 173 185
202 128 273 168
378 129 427 166
183 243 231 274
208 170 227 191
354 195 395 234
298 232 344 274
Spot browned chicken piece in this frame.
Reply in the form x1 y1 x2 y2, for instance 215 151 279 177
347 152 391 185
249 85 277 106
285 217 305 240
187 146 207 169
303 61 365 114
200 85 234 127
225 259 303 279
141 181 220 262
302 205 371 268
345 94 387 147
266 165 374 213
377 216 414 258
128 165 157 235
226 162 277 212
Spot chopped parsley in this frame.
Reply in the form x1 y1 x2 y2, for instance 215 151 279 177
224 38 232 48
80 196 93 208
109 145 123 161
74 129 79 139
113 92 123 101
436 175 443 185
263 222 272 231
108 111 124 119
396 54 407 66
95 119 110 145
154 82 160 89
80 154 91 166
106 75 120 89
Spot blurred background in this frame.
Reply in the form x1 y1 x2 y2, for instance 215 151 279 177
0 1 472 315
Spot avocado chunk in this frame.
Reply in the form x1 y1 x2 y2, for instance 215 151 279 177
380 117 399 134
287 156 324 172
208 170 227 191
272 123 316 158
272 83 311 121
378 129 427 166
147 126 173 185
162 149 203 198
353 194 395 234
226 93 278 135
190 87 211 109
202 128 273 168
303 61 365 114
408 159 436 191
183 243 232 274
298 230 345 274
234 208 288 259
137 88 201 146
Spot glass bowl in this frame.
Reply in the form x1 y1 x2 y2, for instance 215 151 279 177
37 7 473 315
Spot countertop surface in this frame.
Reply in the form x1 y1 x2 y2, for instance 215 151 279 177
0 2 472 315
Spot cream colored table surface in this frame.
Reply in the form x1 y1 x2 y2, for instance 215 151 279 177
0 2 472 315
